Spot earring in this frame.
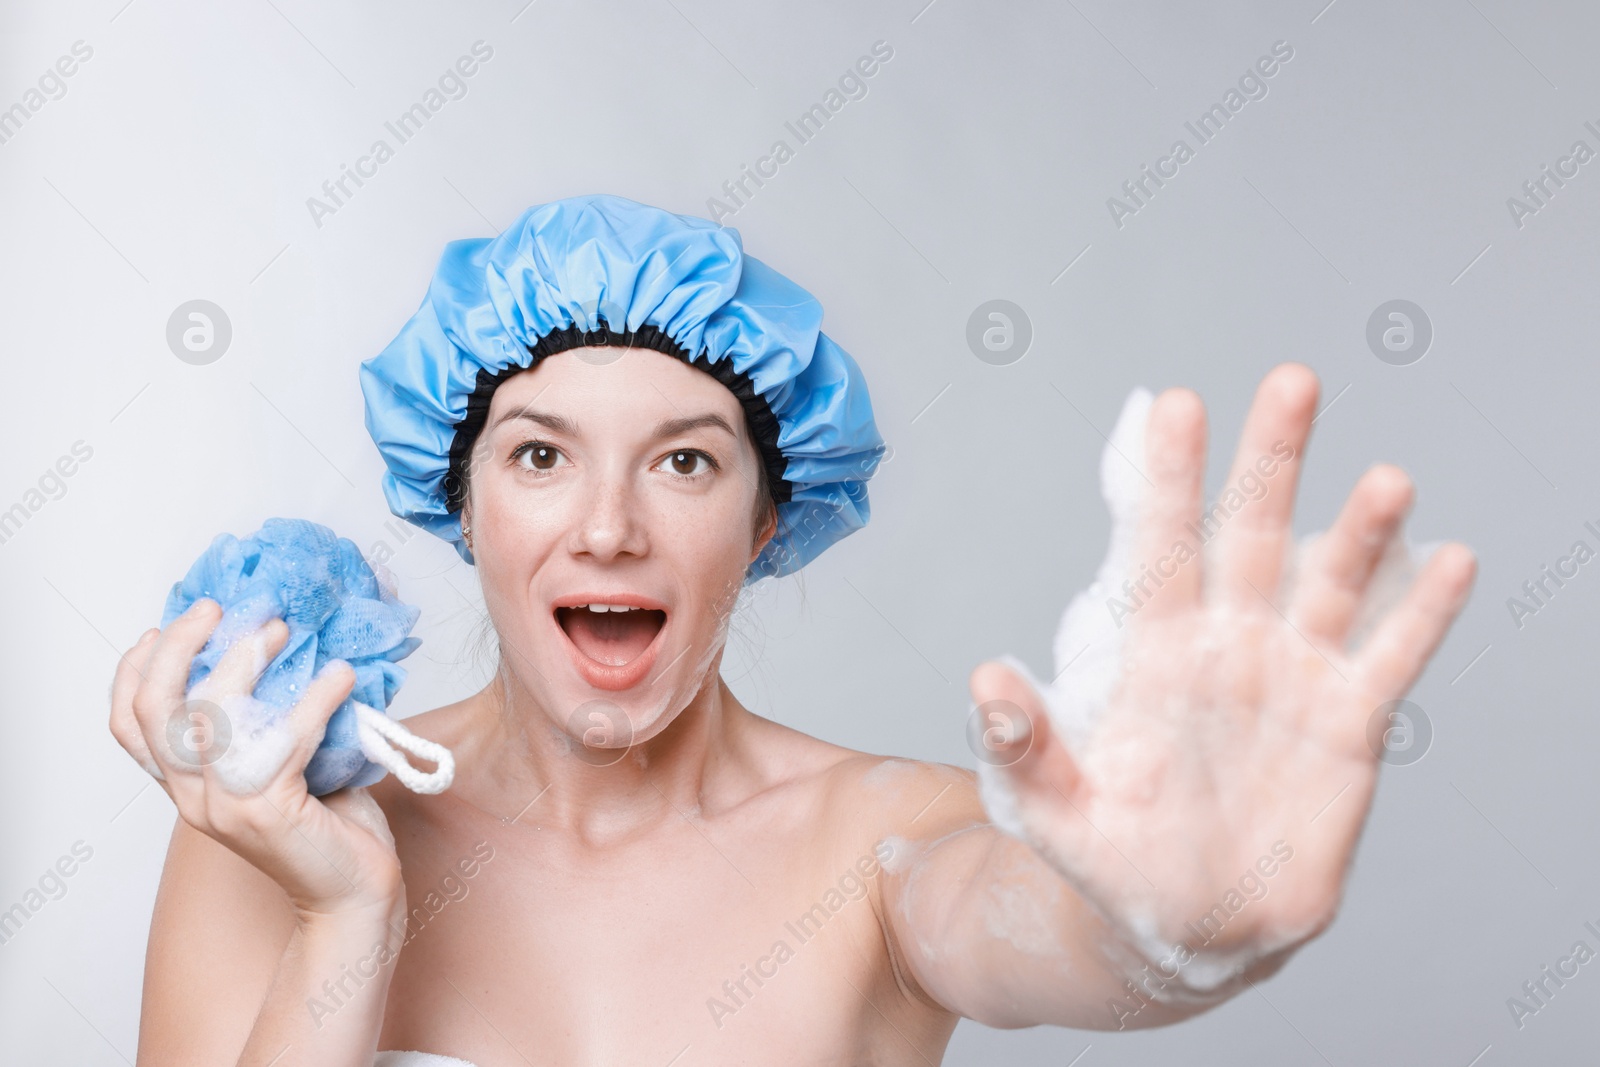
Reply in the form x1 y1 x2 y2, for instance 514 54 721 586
461 520 473 549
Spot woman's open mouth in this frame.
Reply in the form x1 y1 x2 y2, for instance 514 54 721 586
552 600 669 691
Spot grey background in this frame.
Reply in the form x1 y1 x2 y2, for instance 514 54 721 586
1 0 1595 1063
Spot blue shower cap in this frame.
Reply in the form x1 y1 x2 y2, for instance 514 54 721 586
160 517 422 796
358 193 887 582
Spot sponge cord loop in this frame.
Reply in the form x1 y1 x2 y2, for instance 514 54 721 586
354 702 456 794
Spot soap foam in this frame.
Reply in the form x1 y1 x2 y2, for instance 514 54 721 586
1045 387 1154 751
861 758 925 791
975 388 1153 842
979 849 1070 960
206 692 304 796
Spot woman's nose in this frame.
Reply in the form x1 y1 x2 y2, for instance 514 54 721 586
569 472 648 563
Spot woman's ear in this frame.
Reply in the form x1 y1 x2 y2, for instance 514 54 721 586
749 500 778 563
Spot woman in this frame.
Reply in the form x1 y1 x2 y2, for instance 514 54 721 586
111 194 1477 1065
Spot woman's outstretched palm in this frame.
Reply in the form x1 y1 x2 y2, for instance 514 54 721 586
972 363 1476 967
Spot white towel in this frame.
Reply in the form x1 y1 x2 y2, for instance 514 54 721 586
374 1052 478 1067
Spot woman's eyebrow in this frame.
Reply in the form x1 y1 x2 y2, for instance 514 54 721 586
490 408 579 434
489 408 736 441
652 413 738 440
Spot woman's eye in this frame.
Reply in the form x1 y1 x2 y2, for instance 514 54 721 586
658 450 714 478
512 442 566 473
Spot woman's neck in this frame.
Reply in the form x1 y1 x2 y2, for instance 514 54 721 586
461 661 749 844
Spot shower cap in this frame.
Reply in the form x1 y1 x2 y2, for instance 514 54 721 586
358 192 887 582
160 517 450 796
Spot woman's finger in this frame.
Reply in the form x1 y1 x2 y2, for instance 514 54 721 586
1352 542 1478 700
109 628 165 779
1287 464 1414 649
131 599 221 727
969 658 1082 802
109 628 159 724
129 599 229 784
276 659 358 788
196 616 290 701
1130 386 1207 622
1206 363 1319 612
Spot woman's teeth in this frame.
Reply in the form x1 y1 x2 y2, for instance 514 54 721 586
576 604 643 613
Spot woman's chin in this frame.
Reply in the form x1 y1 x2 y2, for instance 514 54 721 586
516 621 728 757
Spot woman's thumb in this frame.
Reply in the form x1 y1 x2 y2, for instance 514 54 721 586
968 654 1080 799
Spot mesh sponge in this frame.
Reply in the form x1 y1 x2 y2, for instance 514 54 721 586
160 517 423 796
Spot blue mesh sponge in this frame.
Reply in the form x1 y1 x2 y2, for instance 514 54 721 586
159 517 422 796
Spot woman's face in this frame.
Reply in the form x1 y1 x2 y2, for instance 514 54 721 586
461 347 775 751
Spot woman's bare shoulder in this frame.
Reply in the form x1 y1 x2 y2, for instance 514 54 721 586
733 711 982 830
376 696 481 749
829 753 983 831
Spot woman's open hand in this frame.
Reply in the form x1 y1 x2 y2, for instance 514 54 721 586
109 598 405 921
970 362 1476 985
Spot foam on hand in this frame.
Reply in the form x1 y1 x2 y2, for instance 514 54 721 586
160 517 448 797
975 387 1155 841
198 692 301 796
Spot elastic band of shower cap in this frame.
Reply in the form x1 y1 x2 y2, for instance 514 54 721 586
358 192 888 584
